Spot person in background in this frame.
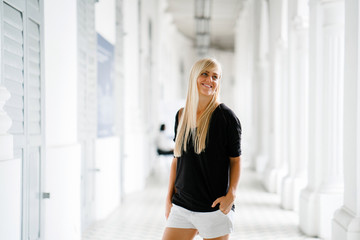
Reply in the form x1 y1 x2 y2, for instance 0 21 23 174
162 58 242 240
156 123 174 156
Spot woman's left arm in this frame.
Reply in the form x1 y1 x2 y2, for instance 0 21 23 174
211 156 241 214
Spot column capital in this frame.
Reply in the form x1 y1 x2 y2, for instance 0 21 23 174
321 0 345 27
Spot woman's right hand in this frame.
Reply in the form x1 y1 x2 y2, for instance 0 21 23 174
165 198 173 219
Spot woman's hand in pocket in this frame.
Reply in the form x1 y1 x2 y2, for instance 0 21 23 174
165 199 173 219
211 191 235 215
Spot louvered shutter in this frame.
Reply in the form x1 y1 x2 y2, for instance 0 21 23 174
2 0 43 239
27 16 42 240
27 20 41 136
3 2 25 157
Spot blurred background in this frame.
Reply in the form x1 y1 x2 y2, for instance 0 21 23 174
0 0 359 239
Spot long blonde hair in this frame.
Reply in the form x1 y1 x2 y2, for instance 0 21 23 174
174 58 222 157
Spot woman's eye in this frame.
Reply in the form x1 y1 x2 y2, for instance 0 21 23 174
202 72 208 76
212 76 218 80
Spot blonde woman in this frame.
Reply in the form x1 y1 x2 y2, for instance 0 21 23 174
162 58 242 240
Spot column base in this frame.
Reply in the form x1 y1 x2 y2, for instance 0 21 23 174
247 154 257 171
263 166 287 193
300 187 343 239
255 154 268 175
318 191 343 239
332 207 360 240
281 174 307 211
299 187 319 236
263 167 278 193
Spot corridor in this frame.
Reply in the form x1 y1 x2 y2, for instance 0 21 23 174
1 0 360 240
82 167 320 240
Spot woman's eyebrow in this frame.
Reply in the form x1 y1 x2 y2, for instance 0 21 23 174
204 70 219 75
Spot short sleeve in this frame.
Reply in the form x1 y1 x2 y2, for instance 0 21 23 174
226 111 242 157
173 110 180 142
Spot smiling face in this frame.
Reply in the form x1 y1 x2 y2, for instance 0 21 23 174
196 67 221 97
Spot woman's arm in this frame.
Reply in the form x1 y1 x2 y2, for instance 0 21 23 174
165 157 177 219
211 156 241 214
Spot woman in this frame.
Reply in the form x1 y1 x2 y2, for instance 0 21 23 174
162 58 242 240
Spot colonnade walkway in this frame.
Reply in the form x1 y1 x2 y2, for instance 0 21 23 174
82 167 321 240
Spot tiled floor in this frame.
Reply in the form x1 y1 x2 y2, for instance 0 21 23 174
82 167 321 240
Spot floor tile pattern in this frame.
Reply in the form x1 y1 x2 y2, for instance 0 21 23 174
82 168 321 240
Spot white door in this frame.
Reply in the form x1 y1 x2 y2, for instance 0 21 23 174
1 0 44 239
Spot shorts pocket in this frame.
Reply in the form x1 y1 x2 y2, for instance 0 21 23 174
217 209 231 216
217 210 234 228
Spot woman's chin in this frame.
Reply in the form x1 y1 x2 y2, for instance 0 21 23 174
198 88 213 95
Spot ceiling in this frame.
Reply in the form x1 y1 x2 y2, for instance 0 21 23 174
166 0 243 51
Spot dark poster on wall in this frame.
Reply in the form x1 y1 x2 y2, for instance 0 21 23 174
97 33 115 138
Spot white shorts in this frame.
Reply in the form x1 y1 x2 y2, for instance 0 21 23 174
166 204 234 239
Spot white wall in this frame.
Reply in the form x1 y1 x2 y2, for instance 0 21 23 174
44 146 81 240
95 0 116 44
95 137 120 220
119 0 195 194
154 0 196 142
45 0 78 146
44 0 82 238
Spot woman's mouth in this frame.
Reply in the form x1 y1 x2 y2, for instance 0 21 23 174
201 83 212 88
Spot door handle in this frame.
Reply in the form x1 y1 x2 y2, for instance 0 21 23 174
42 192 50 199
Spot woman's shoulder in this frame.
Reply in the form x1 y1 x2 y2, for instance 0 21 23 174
214 103 240 124
176 107 184 118
175 107 184 123
216 103 237 117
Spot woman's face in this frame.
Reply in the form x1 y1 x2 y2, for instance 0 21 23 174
197 67 220 97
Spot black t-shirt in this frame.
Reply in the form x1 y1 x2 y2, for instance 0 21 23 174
172 103 242 212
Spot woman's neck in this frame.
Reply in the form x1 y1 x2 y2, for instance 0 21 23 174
197 95 220 119
197 95 211 114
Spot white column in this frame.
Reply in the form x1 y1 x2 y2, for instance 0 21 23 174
299 0 323 235
299 0 344 239
250 0 263 172
332 0 360 239
234 0 256 169
254 0 270 174
122 0 146 194
281 0 309 211
263 0 288 193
